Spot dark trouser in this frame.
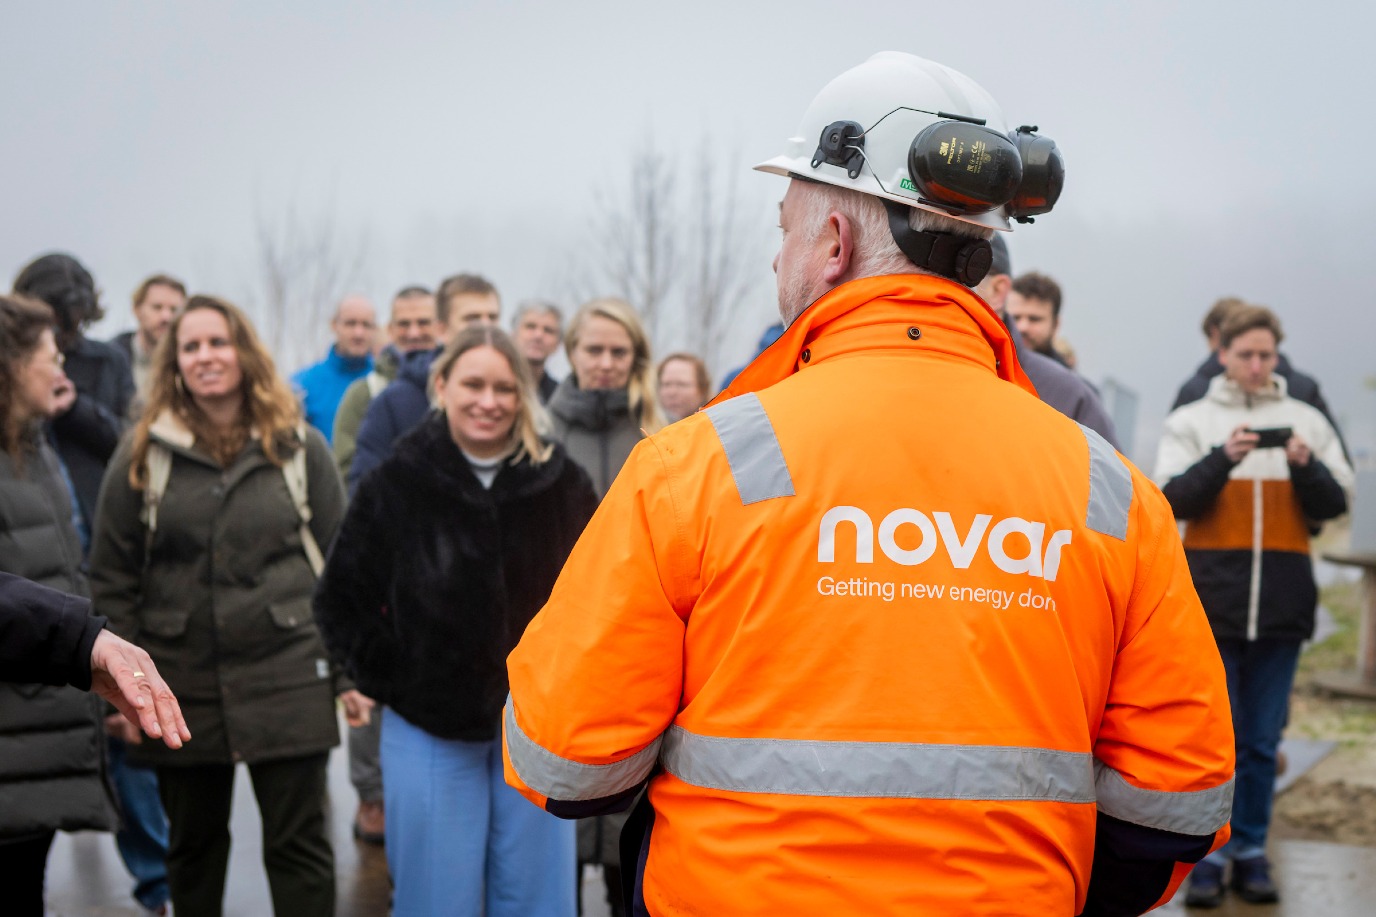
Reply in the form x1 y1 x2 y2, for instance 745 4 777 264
1207 638 1302 861
157 754 335 917
0 832 54 916
348 711 384 803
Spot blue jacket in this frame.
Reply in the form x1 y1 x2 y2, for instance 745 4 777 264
291 346 373 445
349 347 438 494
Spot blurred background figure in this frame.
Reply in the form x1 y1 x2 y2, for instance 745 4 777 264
512 299 564 403
719 322 783 392
549 297 663 498
333 285 436 485
972 236 1118 447
14 255 170 915
1172 295 1348 460
291 294 378 445
545 297 661 915
349 272 500 492
89 295 359 917
314 325 597 917
656 352 711 423
13 252 134 555
1156 305 1353 907
1006 271 1064 363
0 293 119 917
330 283 438 847
111 274 188 413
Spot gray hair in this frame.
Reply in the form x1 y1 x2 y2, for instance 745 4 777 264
794 182 993 280
512 299 563 331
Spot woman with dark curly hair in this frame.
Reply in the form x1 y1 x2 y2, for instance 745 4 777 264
0 292 119 916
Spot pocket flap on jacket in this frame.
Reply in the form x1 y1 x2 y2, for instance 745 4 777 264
141 608 191 639
268 598 313 630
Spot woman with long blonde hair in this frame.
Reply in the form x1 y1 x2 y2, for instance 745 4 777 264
313 324 597 916
89 294 360 917
547 297 662 498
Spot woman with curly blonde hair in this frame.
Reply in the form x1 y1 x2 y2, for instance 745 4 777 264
90 294 360 916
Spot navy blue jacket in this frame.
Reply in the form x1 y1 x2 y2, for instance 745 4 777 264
349 347 438 494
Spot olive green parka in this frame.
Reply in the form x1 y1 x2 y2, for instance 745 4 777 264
89 412 347 767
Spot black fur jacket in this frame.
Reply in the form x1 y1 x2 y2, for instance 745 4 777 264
313 413 598 740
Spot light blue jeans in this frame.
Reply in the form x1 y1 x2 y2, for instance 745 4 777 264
108 737 170 911
381 708 576 917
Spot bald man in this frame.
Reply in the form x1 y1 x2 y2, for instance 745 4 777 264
291 295 378 444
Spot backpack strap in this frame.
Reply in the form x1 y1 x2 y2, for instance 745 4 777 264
284 425 325 577
141 441 174 561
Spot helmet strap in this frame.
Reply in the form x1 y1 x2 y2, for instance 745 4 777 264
881 199 993 287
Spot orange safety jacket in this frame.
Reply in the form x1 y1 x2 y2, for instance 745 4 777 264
505 274 1234 916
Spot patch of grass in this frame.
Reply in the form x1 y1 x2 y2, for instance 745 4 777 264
1298 578 1362 676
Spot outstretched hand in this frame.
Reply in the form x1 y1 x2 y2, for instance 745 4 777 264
89 629 191 749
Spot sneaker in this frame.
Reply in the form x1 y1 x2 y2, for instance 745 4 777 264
1184 860 1225 908
353 799 386 845
1231 854 1280 904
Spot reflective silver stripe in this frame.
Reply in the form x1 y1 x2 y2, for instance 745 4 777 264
704 393 795 505
661 726 1095 802
504 697 661 801
1079 424 1132 541
1095 760 1234 835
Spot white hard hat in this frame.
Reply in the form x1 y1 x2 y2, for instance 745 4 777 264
755 51 1063 232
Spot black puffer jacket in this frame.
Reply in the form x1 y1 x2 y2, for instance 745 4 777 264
313 414 598 740
0 438 118 839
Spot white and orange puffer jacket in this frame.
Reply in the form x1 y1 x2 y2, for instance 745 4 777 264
1155 373 1352 642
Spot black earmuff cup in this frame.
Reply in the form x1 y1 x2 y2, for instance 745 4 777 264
907 122 1023 213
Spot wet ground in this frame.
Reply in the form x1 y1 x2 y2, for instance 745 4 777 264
45 726 618 917
43 716 1376 915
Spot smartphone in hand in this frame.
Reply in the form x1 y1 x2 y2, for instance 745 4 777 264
1247 426 1292 449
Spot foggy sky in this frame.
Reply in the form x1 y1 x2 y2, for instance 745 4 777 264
2 0 1372 467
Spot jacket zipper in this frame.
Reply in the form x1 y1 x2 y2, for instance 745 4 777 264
1246 477 1262 641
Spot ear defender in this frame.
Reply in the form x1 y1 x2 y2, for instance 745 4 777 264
1005 126 1064 222
807 115 1062 284
810 117 1064 221
907 121 1024 213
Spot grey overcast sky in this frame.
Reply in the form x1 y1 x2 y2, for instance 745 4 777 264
2 0 1373 466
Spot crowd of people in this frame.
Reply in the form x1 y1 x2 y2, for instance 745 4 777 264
0 50 1358 917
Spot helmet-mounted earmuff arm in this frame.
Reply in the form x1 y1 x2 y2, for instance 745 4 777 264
881 199 993 288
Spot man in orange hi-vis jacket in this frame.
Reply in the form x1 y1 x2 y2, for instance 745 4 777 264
504 52 1234 916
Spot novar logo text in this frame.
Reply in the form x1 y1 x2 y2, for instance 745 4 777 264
818 506 1072 582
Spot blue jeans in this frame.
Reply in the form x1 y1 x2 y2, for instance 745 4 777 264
381 708 576 917
1205 638 1301 863
108 737 171 910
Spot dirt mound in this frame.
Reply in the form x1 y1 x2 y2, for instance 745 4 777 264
1273 779 1376 847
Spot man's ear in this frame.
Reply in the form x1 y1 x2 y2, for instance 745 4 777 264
821 210 855 285
981 274 1011 308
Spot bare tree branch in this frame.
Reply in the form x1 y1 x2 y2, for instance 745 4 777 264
247 193 371 373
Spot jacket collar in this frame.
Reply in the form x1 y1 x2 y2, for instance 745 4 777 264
1206 372 1287 407
707 274 1034 408
327 344 372 374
